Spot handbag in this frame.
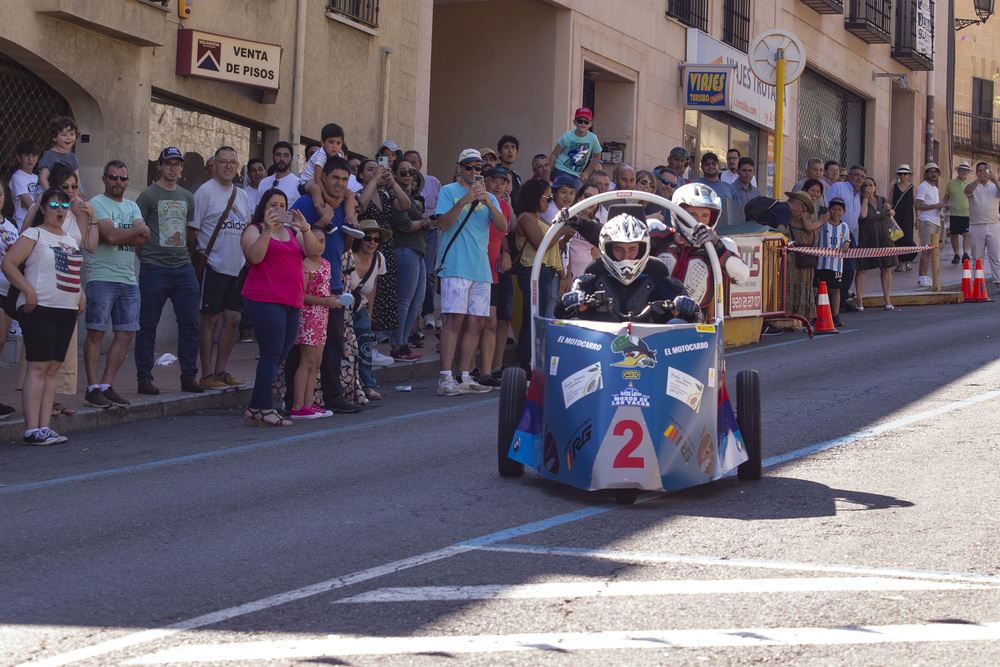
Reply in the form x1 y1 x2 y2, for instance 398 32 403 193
4 266 24 320
192 186 238 285
790 223 818 269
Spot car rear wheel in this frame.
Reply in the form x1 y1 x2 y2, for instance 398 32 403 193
736 369 762 480
497 367 526 477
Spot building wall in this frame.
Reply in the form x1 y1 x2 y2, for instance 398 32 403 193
951 5 1000 171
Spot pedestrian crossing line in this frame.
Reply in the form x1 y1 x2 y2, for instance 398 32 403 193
333 577 990 604
121 622 1000 663
479 544 1000 585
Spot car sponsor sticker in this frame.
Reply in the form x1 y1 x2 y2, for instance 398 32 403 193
561 362 603 408
666 366 705 412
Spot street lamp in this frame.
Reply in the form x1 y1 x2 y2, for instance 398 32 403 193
956 0 995 30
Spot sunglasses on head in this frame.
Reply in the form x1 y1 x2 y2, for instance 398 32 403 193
48 201 71 209
462 164 483 172
106 174 129 182
574 117 591 124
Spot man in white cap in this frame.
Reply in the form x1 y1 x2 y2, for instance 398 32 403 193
964 162 1000 293
942 161 972 264
914 162 945 286
433 149 509 396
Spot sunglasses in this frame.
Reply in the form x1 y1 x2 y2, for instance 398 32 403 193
658 177 678 187
47 201 71 209
106 175 129 182
462 164 483 172
396 170 414 177
638 179 653 187
362 235 380 242
574 117 591 124
60 183 80 191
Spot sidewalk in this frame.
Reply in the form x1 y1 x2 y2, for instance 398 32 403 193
856 247 977 306
0 332 450 444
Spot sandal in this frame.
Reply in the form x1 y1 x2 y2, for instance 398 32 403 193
363 387 382 400
51 403 76 417
244 408 293 427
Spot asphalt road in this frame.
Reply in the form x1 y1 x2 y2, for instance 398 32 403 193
2 299 1000 666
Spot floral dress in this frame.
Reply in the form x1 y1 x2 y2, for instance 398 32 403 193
786 217 817 320
340 250 365 405
295 259 330 346
364 189 398 334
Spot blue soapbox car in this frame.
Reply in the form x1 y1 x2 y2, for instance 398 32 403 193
497 190 762 505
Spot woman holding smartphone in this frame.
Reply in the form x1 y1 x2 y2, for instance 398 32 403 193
240 188 320 426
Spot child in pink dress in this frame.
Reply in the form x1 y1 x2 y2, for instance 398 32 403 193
291 229 333 419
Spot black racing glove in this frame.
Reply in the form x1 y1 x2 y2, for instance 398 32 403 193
691 224 718 247
672 295 701 322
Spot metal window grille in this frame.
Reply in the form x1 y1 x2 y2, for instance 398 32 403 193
846 0 892 41
328 0 379 28
0 55 72 183
892 0 934 70
797 68 866 173
723 0 752 52
667 0 709 32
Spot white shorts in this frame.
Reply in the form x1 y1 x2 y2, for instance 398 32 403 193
440 276 490 317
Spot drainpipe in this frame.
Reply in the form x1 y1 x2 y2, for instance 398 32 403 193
926 69 935 164
290 0 308 170
380 47 393 144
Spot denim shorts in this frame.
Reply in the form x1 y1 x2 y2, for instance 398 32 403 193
85 281 140 331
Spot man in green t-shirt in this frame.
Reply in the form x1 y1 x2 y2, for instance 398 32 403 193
942 161 972 263
84 160 150 409
134 147 204 396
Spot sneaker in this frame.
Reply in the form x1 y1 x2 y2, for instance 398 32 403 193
438 374 464 396
290 406 321 420
423 314 435 329
409 331 425 348
832 315 844 327
310 404 334 417
963 253 971 262
23 430 59 446
137 380 160 395
371 350 395 367
217 371 247 388
101 386 130 408
39 428 68 445
0 402 15 420
475 373 502 388
917 275 932 286
952 255 961 264
199 374 229 390
84 388 113 409
391 345 421 361
239 329 254 342
458 377 492 393
181 377 205 393
761 322 783 336
324 396 363 414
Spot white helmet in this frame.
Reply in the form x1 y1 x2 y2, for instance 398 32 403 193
599 213 650 285
671 182 722 242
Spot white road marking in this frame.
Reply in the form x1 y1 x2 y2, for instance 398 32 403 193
20 387 1000 666
334 577 988 603
122 622 1000 663
480 545 1000 585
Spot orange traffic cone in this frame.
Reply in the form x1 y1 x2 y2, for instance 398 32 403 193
968 259 993 302
961 259 973 300
814 281 839 335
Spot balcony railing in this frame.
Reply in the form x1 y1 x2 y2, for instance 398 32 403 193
845 0 892 43
799 0 844 14
892 0 934 71
954 111 1000 155
327 0 379 28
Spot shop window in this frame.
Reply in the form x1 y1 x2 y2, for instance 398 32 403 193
723 0 751 53
797 68 866 175
327 0 379 28
0 55 72 183
667 0 709 32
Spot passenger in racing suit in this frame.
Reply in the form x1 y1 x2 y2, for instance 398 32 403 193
649 182 750 310
554 212 701 324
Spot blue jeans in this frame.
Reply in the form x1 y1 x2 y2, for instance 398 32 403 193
136 263 200 383
354 307 376 388
392 246 427 347
243 299 300 410
422 228 439 317
517 265 555 371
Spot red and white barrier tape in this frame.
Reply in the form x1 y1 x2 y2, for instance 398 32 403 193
786 244 935 258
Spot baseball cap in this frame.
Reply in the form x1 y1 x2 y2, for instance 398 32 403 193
159 147 184 162
958 161 971 170
458 148 482 163
478 147 498 159
896 164 912 174
701 151 720 164
205 155 215 167
924 162 940 172
828 196 847 209
551 172 577 190
483 165 510 179
574 107 593 120
669 146 689 159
